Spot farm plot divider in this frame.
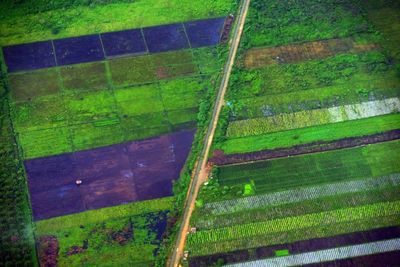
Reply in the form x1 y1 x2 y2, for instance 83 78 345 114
2 17 228 73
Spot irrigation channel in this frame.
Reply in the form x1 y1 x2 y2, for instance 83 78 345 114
168 0 251 266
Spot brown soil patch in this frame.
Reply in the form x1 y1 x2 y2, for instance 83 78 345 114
156 66 169 79
244 37 380 69
220 15 234 43
110 221 133 245
37 235 59 267
66 240 88 256
211 129 400 165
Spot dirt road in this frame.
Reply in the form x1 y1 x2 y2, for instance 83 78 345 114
167 0 251 266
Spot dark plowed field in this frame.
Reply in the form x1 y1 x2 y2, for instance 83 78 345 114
25 130 195 220
211 130 400 165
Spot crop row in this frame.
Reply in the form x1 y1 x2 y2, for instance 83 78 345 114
221 113 400 155
188 213 400 257
226 97 400 138
204 174 400 215
188 200 400 246
216 140 400 191
195 186 400 230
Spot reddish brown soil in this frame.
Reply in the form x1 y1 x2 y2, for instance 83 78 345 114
220 15 234 43
37 235 59 267
110 221 133 245
210 130 400 166
243 37 380 68
66 240 88 256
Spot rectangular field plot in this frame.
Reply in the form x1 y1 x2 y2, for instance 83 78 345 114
216 141 400 193
101 29 147 57
184 17 225 48
8 68 60 102
54 35 105 65
11 96 68 132
18 127 73 159
143 23 190 53
60 61 108 91
109 50 198 87
243 37 379 69
2 41 56 72
25 130 195 220
109 55 157 86
64 90 118 124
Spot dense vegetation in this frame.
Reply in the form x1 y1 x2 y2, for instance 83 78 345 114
212 0 400 155
0 64 37 266
0 0 236 45
188 0 400 265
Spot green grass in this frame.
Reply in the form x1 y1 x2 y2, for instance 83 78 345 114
241 0 370 49
194 186 400 230
364 2 400 60
188 214 400 256
36 197 173 232
36 197 173 267
187 200 400 251
8 48 219 159
216 140 400 192
0 0 236 46
221 113 400 154
228 51 396 101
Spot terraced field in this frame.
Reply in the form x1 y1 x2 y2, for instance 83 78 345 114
186 0 400 266
0 0 238 266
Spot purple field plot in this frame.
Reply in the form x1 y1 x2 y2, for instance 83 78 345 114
143 23 190 53
2 41 56 72
53 35 104 66
184 17 226 48
25 130 195 220
101 29 147 57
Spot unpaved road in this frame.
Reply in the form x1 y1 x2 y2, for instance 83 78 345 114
167 0 251 266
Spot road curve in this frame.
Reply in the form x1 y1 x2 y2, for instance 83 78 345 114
167 0 251 266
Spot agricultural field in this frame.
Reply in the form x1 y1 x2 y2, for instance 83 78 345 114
188 141 400 266
0 0 238 266
185 0 400 266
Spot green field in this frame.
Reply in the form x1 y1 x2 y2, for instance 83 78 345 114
188 1 400 264
0 0 238 265
221 113 400 154
212 0 400 156
0 0 236 46
36 198 173 267
9 47 222 159
188 142 400 259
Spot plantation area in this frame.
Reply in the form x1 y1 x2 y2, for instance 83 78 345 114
9 49 218 159
187 141 400 265
212 0 400 156
0 0 238 265
186 0 400 266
